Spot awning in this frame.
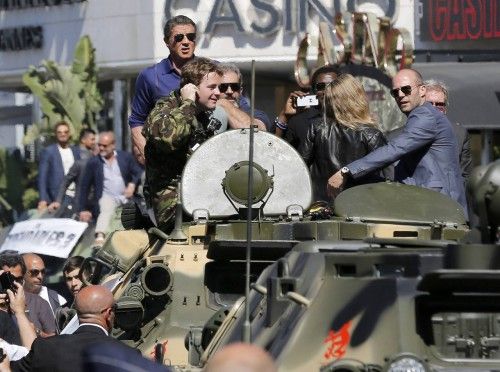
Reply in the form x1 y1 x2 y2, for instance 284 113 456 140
415 62 500 130
0 105 31 123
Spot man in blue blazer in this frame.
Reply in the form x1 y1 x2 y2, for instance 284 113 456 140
78 131 143 244
37 121 81 210
328 68 467 214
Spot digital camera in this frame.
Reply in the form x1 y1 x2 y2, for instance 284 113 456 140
294 94 319 108
0 272 16 294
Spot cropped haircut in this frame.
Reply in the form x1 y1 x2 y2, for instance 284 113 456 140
163 15 196 39
311 64 341 85
0 253 27 275
54 120 70 133
79 128 96 142
324 73 376 129
62 255 84 274
218 62 242 83
180 57 223 88
424 79 449 106
407 68 424 85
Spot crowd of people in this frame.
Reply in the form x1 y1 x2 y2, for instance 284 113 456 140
0 250 277 371
4 12 474 371
34 13 470 240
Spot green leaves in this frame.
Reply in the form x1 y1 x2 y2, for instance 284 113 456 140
22 35 103 145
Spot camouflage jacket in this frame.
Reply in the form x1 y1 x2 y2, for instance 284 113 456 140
142 91 208 193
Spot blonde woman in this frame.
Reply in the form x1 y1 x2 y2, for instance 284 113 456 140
299 73 392 201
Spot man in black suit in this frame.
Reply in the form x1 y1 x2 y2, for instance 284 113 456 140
11 285 124 372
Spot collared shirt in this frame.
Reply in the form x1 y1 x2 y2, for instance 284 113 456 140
128 57 182 128
58 145 76 196
77 322 109 336
238 96 272 131
39 286 67 316
101 152 127 204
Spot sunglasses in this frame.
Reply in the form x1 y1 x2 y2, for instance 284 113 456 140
219 83 241 93
390 84 421 98
313 82 328 92
29 268 46 277
173 33 196 43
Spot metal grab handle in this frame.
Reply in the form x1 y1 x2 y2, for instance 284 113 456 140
250 283 267 295
285 291 311 307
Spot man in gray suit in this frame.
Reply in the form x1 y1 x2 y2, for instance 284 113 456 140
424 80 472 181
328 68 467 214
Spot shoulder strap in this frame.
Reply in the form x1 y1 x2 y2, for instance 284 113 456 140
47 288 60 311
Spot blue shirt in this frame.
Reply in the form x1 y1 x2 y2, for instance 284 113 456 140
102 153 127 203
238 96 272 131
128 57 181 128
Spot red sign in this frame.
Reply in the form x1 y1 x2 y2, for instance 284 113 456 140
422 0 500 42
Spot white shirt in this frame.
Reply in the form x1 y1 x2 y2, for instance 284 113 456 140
58 145 75 196
78 323 109 336
0 339 29 361
39 286 67 316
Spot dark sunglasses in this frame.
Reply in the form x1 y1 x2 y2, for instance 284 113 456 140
313 82 328 92
219 83 241 93
29 268 46 277
390 84 420 98
173 33 196 43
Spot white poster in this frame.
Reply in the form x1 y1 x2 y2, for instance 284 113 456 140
0 218 88 258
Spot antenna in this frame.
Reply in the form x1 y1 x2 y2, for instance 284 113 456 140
243 60 256 343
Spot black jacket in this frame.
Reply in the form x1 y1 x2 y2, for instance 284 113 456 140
299 117 393 201
285 107 321 149
11 324 126 372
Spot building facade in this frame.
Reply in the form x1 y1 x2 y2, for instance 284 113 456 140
0 0 499 163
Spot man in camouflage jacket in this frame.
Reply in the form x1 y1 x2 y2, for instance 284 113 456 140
142 57 223 231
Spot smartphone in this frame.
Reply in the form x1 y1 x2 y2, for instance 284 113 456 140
0 272 16 294
294 94 319 108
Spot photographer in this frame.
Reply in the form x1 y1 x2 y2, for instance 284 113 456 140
143 57 223 232
0 254 55 338
275 65 340 149
0 272 37 362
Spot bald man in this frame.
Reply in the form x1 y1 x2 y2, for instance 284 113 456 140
11 285 127 372
204 343 277 372
22 253 66 316
328 68 466 215
78 131 143 245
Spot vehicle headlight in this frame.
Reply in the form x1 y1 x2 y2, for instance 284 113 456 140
385 353 429 372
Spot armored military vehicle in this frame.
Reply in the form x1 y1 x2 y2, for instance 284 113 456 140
81 128 469 368
196 160 500 372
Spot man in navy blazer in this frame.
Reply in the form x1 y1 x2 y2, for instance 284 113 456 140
37 121 81 210
328 68 467 214
78 131 143 244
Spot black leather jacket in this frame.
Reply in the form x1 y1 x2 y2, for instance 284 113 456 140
299 117 393 201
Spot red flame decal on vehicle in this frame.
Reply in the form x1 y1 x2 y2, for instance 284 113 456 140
323 321 351 361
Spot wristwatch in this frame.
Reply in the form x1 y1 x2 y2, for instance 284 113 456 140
340 166 351 177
